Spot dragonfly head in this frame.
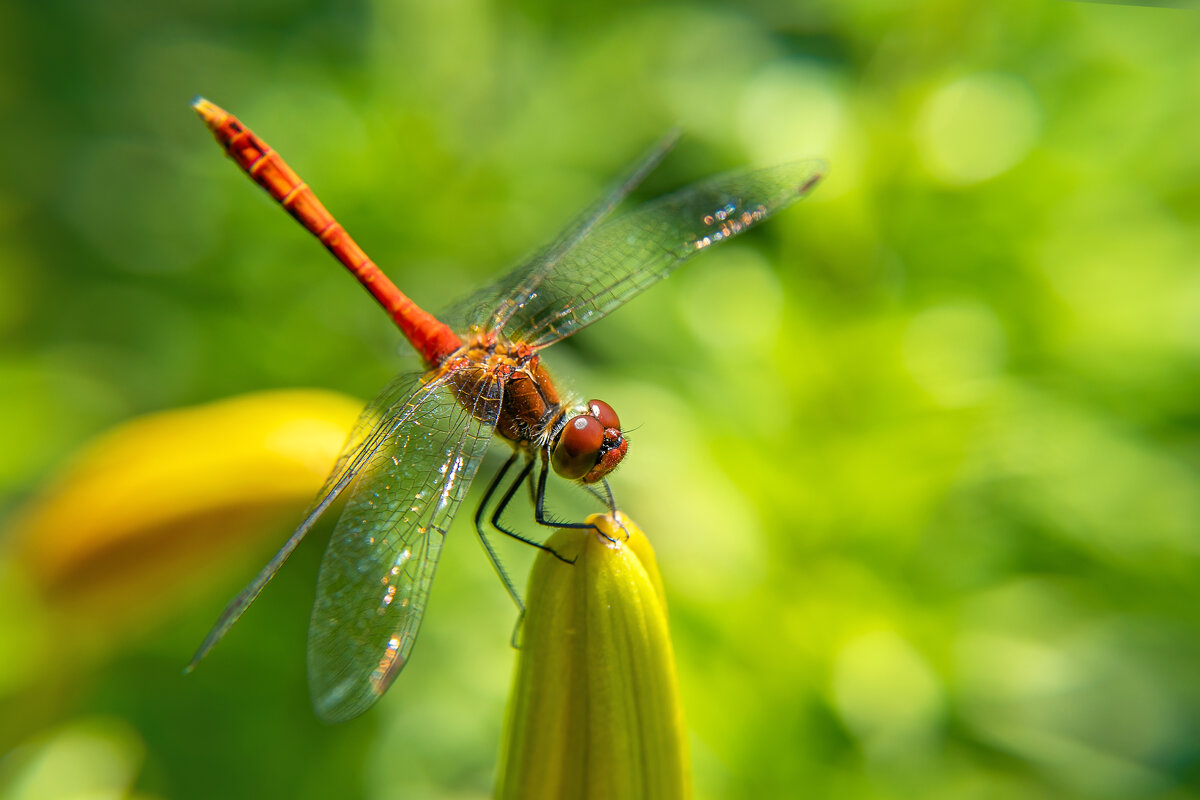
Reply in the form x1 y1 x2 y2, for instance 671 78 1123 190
551 399 627 484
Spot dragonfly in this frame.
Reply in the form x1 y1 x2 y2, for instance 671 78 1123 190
187 97 824 722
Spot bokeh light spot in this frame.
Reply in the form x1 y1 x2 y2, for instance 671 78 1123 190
738 60 860 197
832 629 945 761
915 73 1041 185
740 61 847 163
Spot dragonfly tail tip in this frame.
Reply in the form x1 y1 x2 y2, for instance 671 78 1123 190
191 96 224 128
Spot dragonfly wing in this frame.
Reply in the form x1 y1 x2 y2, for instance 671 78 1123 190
439 130 680 333
187 368 437 671
307 365 502 723
505 160 826 349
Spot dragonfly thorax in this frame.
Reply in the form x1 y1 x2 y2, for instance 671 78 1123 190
446 335 627 483
447 333 565 444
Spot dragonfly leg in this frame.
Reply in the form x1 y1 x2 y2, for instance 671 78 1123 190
578 477 617 512
568 476 628 540
488 454 575 565
474 451 526 611
531 457 621 543
596 477 630 541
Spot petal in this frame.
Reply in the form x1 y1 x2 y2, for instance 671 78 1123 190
6 389 361 642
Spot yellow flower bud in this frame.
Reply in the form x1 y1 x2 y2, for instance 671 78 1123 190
496 512 690 800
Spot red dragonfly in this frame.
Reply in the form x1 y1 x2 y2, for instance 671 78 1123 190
188 97 823 722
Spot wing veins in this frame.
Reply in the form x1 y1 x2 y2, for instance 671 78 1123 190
186 370 456 671
307 366 503 722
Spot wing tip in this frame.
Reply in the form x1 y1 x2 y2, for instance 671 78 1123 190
311 680 382 725
798 162 828 196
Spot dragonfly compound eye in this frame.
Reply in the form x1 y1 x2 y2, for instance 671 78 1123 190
552 415 604 480
587 398 620 431
552 403 628 483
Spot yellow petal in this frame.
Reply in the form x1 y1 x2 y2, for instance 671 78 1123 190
496 512 691 800
5 389 361 641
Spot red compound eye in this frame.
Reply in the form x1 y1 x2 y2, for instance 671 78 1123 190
552 415 604 480
588 399 620 431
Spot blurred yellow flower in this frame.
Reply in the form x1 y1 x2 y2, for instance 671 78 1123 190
496 512 690 800
4 389 361 650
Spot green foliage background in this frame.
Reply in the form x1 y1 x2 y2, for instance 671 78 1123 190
2 1 1199 798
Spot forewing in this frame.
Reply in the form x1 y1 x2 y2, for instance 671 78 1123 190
505 160 826 349
307 366 502 722
187 369 435 671
439 131 680 333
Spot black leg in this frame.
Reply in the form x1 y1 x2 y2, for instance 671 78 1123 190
474 451 525 611
489 454 575 565
596 478 631 541
533 460 628 543
533 457 604 533
578 478 616 511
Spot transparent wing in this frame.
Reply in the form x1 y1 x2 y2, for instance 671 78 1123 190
307 365 502 723
506 160 826 349
439 130 680 333
187 368 438 671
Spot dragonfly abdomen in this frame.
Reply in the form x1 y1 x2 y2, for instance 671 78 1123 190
192 97 462 368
